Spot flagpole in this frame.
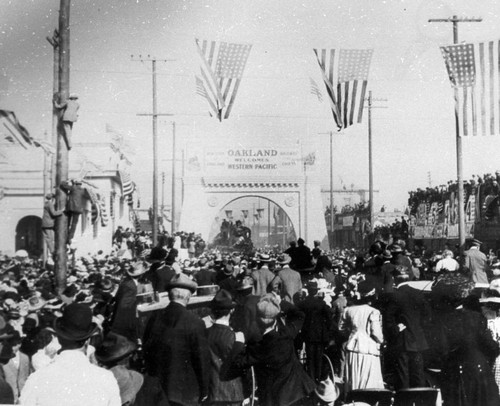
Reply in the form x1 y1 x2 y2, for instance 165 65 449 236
429 15 482 251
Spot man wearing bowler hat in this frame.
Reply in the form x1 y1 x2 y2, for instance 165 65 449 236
463 238 489 284
20 303 121 406
206 289 244 406
143 273 209 406
110 260 148 342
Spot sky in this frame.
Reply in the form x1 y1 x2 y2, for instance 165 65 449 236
2 0 500 213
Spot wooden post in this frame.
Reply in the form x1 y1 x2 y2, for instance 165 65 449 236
54 0 70 294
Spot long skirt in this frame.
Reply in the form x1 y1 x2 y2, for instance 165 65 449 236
344 351 384 392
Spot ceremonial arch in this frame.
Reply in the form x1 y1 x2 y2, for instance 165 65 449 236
178 145 328 248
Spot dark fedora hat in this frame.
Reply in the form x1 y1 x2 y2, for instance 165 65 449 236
53 303 98 341
236 276 254 291
223 264 234 276
146 247 167 262
95 332 137 364
210 289 236 310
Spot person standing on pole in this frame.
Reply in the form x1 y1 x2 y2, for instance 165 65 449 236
60 179 88 244
41 193 64 258
53 92 79 150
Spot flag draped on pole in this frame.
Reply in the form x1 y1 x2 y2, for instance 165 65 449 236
313 48 373 131
0 110 32 148
195 38 252 121
440 41 500 136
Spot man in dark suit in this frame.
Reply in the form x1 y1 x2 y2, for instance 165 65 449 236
41 193 64 257
143 273 209 406
110 261 147 342
382 266 431 390
60 179 88 243
294 238 313 270
296 281 333 383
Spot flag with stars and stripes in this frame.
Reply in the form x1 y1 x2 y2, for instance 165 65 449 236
440 41 500 136
313 48 373 131
0 110 32 148
119 171 134 199
195 39 252 121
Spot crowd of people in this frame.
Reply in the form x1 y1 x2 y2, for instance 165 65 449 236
2 231 500 405
408 171 500 221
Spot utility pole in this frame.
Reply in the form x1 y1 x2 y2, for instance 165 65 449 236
429 15 482 250
46 29 59 190
319 131 334 249
54 0 70 294
366 91 387 234
133 55 174 244
171 121 176 235
161 171 165 230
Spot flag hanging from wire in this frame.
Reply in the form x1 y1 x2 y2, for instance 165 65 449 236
313 48 373 131
195 38 252 121
0 110 32 148
440 41 500 136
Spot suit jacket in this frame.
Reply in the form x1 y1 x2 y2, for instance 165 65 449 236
463 247 489 283
110 276 139 341
224 306 315 406
230 294 261 343
251 266 275 297
143 301 209 406
277 267 302 303
3 352 30 402
383 284 431 352
60 182 87 214
194 268 217 286
297 295 333 343
206 323 244 403
41 200 63 228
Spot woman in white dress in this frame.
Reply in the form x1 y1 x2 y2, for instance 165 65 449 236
339 280 385 392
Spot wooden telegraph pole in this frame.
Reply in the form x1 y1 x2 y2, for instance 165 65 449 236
54 0 71 294
366 91 387 234
428 15 482 250
46 29 59 190
133 55 174 245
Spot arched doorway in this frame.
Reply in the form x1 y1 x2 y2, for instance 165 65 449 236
208 196 297 250
15 216 42 257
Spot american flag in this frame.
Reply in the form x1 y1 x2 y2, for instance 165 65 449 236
313 48 373 131
0 110 32 148
195 39 252 121
440 41 500 136
119 171 135 200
